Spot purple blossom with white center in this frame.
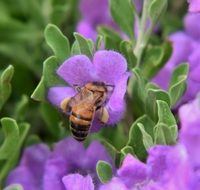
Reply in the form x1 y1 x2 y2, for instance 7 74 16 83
6 137 114 190
77 0 143 40
100 97 200 190
153 13 200 104
48 50 130 132
188 0 200 13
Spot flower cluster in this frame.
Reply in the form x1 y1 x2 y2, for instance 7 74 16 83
101 97 200 190
48 50 130 131
6 138 114 190
153 13 200 104
6 97 200 189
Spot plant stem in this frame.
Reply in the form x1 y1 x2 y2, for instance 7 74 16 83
134 0 150 67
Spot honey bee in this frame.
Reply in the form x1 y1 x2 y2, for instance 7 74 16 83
60 82 112 141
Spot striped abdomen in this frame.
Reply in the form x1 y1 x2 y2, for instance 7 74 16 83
69 108 93 141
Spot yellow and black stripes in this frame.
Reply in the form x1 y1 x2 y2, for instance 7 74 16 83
70 112 92 141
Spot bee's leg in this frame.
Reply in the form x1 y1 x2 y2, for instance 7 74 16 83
60 97 71 113
98 107 109 124
73 84 81 92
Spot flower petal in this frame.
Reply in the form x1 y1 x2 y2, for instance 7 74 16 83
179 98 200 131
184 13 200 40
76 21 96 40
165 145 193 190
62 174 94 190
20 144 50 177
188 0 200 13
99 177 129 190
7 144 50 189
147 145 171 181
93 50 128 85
6 167 37 190
57 55 95 86
153 32 197 90
43 138 86 190
79 0 109 24
179 98 200 167
51 137 85 171
117 154 147 188
43 157 67 190
106 73 130 124
85 141 113 171
48 86 76 107
188 48 200 82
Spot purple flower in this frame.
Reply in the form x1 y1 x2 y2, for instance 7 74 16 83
153 13 200 104
100 97 200 190
188 0 200 13
184 13 200 40
6 137 114 190
48 50 130 132
77 0 143 40
179 97 200 168
77 0 115 40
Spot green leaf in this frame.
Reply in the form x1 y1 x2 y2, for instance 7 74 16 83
109 0 134 37
145 87 170 121
43 56 66 87
154 123 177 145
0 118 30 182
98 124 127 150
13 95 29 121
131 68 147 117
40 102 61 140
154 100 178 145
0 118 20 159
120 146 135 157
154 123 166 144
120 41 137 69
3 184 23 190
97 26 122 51
74 33 93 58
149 0 168 23
96 161 112 183
157 100 176 126
137 123 154 150
44 24 70 62
95 35 104 50
141 41 172 79
31 77 46 101
0 65 14 110
71 40 81 55
169 63 189 106
127 115 155 160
